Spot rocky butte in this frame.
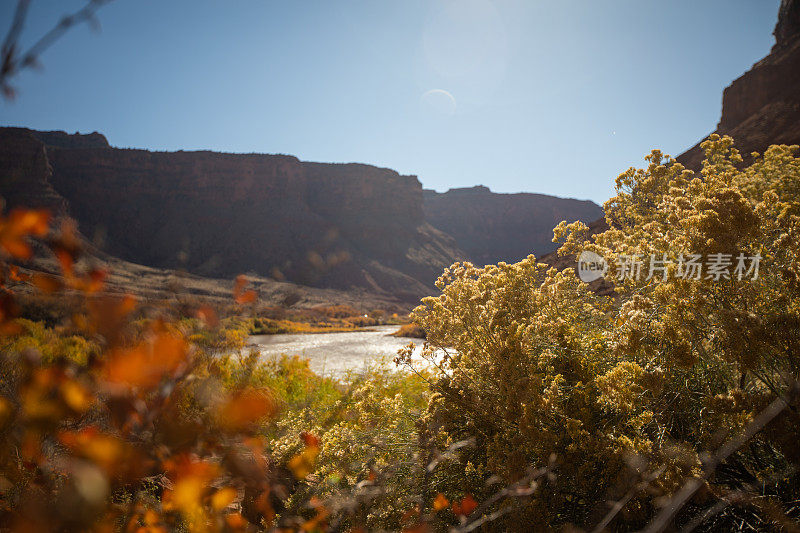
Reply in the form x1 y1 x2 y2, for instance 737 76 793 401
423 186 602 266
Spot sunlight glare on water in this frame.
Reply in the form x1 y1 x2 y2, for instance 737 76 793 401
248 325 433 378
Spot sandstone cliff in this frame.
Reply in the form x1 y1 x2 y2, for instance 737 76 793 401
1 125 609 299
0 129 69 213
423 186 603 266
0 127 463 301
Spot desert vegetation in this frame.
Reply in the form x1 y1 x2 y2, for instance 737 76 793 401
390 324 426 340
1 136 800 531
245 306 405 335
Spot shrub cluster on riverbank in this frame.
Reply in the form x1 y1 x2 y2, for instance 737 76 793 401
245 306 408 335
1 137 800 531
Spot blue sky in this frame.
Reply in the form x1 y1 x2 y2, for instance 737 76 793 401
1 0 780 203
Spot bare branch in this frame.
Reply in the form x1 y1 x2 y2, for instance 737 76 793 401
1 0 114 99
450 462 554 533
642 381 800 533
590 466 666 533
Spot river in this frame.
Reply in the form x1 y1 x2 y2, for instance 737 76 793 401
248 325 428 378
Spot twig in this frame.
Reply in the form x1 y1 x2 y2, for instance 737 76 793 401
450 463 553 533
679 492 743 533
641 381 800 533
590 466 666 533
1 0 114 98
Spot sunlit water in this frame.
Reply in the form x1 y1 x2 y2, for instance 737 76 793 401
248 325 428 378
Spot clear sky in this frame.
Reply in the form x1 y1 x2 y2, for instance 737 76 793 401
0 0 781 203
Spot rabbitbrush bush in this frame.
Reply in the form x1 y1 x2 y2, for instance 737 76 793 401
0 135 799 532
410 136 800 531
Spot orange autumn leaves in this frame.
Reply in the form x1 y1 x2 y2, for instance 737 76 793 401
33 218 106 294
161 458 238 532
0 209 49 335
288 431 321 479
233 275 257 305
103 325 189 391
59 426 136 476
1 205 482 532
0 207 319 531
451 494 478 516
0 209 105 294
432 492 478 516
0 208 49 260
1 318 281 531
16 363 94 430
216 387 276 433
401 493 479 533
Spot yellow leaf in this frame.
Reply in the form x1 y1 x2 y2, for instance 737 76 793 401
172 477 205 513
60 380 93 412
211 487 237 511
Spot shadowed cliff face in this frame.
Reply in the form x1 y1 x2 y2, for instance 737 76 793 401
0 129 69 213
775 0 800 51
0 126 605 300
423 186 603 266
678 0 800 169
0 127 463 301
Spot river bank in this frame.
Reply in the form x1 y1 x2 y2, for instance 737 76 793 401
248 325 428 377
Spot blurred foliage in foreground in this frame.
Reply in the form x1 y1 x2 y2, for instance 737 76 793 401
0 135 799 531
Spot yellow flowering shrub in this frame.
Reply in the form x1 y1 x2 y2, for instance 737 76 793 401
411 136 800 530
2 135 799 531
